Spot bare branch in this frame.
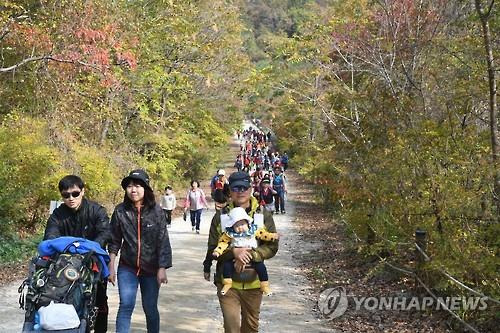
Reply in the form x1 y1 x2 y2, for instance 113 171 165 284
475 0 496 18
0 29 9 41
0 55 106 73
272 82 356 143
45 56 105 71
0 55 48 73
486 0 495 17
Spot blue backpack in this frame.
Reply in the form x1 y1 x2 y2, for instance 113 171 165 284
210 175 219 191
273 174 284 186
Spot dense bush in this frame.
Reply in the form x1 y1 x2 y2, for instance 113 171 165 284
0 117 62 235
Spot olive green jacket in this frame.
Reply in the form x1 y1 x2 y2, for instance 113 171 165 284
203 196 279 289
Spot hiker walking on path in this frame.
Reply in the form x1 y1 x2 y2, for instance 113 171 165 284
203 171 279 333
160 185 176 228
184 180 209 234
212 207 279 297
272 166 287 214
234 154 243 172
258 175 277 213
280 152 289 171
212 170 231 210
108 169 172 333
43 175 111 333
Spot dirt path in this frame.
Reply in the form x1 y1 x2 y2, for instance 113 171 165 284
0 142 335 333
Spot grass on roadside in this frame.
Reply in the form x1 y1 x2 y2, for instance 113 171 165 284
0 234 42 264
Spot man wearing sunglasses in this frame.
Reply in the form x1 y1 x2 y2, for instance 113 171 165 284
43 175 111 333
203 171 279 333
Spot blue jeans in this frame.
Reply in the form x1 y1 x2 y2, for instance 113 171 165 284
274 189 285 212
116 266 160 333
190 209 203 230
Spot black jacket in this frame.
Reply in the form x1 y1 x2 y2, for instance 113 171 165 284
109 202 172 275
43 198 111 248
212 183 230 204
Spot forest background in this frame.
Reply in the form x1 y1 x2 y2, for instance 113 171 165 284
0 0 498 329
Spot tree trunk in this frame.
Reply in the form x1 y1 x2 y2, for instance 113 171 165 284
475 0 500 219
100 118 110 146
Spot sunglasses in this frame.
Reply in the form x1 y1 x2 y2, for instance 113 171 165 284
230 186 249 193
61 191 81 199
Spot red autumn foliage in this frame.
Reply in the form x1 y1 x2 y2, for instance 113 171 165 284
116 51 137 69
74 28 106 44
71 23 137 72
3 1 138 89
5 23 52 52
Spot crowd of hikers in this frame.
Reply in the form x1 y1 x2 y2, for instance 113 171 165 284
19 123 288 333
230 127 289 214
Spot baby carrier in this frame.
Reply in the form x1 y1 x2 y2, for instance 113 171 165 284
18 237 109 332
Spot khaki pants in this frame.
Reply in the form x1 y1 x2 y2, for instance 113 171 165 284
217 284 263 333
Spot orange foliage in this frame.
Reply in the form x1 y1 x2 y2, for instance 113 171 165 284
6 23 52 52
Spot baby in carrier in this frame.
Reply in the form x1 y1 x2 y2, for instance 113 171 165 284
212 207 279 296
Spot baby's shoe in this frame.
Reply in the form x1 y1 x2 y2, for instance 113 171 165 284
260 281 272 296
221 278 233 296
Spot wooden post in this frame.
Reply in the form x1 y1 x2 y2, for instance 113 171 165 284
366 222 375 245
415 229 427 290
415 229 427 261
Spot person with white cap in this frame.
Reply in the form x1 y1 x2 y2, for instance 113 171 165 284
212 207 279 296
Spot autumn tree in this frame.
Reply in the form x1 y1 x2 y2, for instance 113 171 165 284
0 0 251 237
241 0 499 328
